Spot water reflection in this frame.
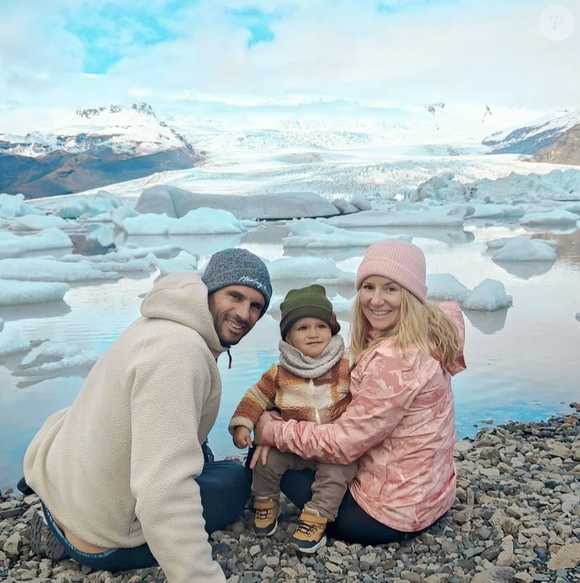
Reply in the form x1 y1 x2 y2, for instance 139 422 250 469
463 308 509 335
118 233 244 258
493 260 555 280
0 301 72 322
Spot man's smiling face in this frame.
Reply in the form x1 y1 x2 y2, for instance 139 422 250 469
208 285 265 346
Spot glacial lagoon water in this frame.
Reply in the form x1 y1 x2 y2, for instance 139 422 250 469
1 221 579 489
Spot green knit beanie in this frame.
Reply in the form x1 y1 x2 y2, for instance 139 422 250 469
279 284 340 339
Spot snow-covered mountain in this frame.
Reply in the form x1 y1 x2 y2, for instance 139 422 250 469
0 103 203 198
483 109 580 165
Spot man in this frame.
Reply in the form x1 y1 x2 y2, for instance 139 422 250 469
21 248 272 583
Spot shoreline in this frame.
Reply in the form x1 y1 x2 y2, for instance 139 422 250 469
1 410 579 583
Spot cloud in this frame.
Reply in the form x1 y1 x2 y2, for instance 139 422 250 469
1 0 578 111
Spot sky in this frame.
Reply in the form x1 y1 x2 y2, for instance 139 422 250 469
0 0 578 114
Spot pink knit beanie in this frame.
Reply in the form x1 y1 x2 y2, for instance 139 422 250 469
356 240 427 303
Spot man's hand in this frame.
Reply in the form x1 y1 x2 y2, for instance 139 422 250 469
233 426 252 449
249 445 271 470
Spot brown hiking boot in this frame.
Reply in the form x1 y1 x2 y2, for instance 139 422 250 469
30 509 68 561
253 497 280 537
288 507 328 554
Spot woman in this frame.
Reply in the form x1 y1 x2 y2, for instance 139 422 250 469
254 240 466 545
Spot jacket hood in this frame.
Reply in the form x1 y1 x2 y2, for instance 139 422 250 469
140 272 226 358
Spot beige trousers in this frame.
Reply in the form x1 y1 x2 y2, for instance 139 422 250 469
252 447 357 521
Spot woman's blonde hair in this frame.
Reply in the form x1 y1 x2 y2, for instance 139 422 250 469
350 287 461 368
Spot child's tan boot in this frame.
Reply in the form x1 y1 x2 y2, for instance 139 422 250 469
253 497 280 537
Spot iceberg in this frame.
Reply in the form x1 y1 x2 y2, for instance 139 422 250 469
267 257 355 285
326 206 466 228
0 193 43 219
0 281 70 306
282 219 410 248
491 239 557 262
154 251 198 275
0 228 73 259
0 324 30 357
462 280 513 311
17 341 98 375
134 185 341 220
14 215 71 231
519 209 579 227
123 208 247 236
0 257 121 282
426 274 471 304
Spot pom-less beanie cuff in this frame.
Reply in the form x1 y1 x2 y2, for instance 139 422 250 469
279 284 340 338
356 240 427 303
201 249 272 314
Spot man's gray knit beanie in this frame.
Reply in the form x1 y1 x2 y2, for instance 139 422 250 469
201 248 272 315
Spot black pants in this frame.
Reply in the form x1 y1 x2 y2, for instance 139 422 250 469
41 460 251 572
280 468 423 545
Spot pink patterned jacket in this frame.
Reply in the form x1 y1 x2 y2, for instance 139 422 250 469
262 301 466 533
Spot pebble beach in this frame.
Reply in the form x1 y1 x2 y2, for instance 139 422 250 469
1 410 579 583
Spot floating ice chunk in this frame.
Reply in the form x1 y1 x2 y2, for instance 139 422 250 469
491 239 557 262
0 193 43 219
565 202 580 215
155 251 198 275
123 209 247 236
59 252 155 273
520 209 579 227
135 185 340 220
350 197 372 211
462 279 513 311
268 257 354 285
283 219 410 248
0 228 73 259
469 204 525 219
15 215 70 230
0 317 3 332
0 257 121 282
112 206 139 228
332 199 358 214
576 313 580 322
326 206 466 228
426 274 471 303
486 237 557 250
18 341 98 374
40 191 124 219
0 280 70 306
122 244 182 258
0 324 30 356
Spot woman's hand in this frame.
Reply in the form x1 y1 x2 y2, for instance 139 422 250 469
233 426 252 449
249 445 271 470
254 411 278 445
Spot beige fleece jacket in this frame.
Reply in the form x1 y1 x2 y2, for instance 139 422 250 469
24 272 228 583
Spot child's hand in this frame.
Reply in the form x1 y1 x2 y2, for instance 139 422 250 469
233 426 252 449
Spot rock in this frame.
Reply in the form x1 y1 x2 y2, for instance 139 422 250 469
471 567 516 583
453 507 473 525
514 574 533 583
325 561 342 574
454 441 474 455
547 542 580 569
359 552 376 571
401 572 422 583
2 532 22 557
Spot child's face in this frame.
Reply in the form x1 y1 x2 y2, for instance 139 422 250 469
285 317 332 358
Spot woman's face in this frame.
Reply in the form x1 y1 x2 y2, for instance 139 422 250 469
359 275 403 333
